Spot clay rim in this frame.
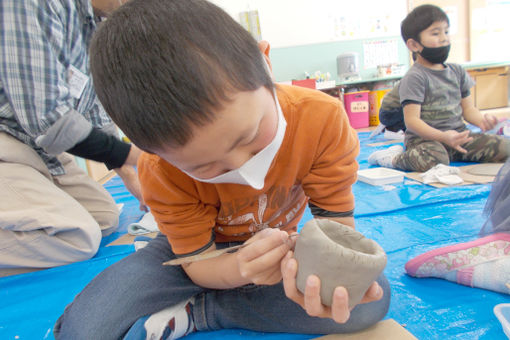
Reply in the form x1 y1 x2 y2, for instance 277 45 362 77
311 219 387 263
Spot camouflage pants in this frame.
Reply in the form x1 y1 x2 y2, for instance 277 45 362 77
394 132 510 172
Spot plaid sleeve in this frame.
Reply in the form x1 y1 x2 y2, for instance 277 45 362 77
0 0 79 139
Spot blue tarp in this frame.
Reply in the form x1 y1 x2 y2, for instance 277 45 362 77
0 131 507 339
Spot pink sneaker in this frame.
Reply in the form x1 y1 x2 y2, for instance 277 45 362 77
405 233 510 293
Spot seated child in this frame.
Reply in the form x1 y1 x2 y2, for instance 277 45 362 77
378 82 406 133
53 0 390 339
406 159 510 294
369 4 510 172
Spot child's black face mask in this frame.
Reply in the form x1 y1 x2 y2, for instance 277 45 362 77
418 44 451 64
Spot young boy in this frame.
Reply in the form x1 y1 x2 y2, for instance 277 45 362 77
54 0 390 339
369 4 510 172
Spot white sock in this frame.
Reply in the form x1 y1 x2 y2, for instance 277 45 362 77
144 297 195 340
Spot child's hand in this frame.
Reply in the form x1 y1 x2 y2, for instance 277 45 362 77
441 130 473 154
281 251 383 323
479 114 499 132
236 228 295 286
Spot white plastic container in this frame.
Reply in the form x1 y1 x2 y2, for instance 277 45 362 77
357 168 404 186
494 303 510 339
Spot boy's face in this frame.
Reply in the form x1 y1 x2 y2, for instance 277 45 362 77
416 20 450 50
156 87 279 179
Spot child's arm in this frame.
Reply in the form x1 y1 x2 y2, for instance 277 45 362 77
404 103 473 153
182 228 294 289
461 94 498 132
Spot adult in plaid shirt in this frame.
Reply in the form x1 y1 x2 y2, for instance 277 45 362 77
0 0 143 276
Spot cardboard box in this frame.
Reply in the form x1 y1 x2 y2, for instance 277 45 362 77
368 89 390 126
343 90 369 129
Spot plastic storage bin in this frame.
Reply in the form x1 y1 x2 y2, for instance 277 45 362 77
357 168 404 186
368 88 391 126
494 303 510 339
343 90 369 129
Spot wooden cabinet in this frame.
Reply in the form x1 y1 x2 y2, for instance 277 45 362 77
467 66 509 110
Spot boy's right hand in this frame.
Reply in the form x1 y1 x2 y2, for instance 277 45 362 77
236 228 295 286
441 130 473 153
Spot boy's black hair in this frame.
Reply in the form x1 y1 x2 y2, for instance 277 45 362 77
401 4 449 44
89 0 274 151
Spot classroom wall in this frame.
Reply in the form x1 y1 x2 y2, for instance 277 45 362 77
268 38 409 83
210 0 410 83
211 0 510 83
469 0 510 63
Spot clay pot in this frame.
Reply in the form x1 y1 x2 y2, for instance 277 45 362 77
294 219 387 308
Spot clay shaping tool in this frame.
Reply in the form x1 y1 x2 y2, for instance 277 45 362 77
163 233 298 266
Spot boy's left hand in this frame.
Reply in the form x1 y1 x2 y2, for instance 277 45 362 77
281 251 383 323
479 113 499 132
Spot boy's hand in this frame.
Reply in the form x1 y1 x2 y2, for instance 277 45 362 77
236 228 295 286
441 130 473 154
479 114 499 132
281 251 383 323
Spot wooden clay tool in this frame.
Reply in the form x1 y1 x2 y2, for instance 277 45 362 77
163 233 298 266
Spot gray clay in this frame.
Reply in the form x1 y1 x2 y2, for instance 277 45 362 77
294 219 387 308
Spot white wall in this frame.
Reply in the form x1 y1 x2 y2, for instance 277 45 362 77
210 0 408 48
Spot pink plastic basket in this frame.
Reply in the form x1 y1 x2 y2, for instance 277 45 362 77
343 91 369 129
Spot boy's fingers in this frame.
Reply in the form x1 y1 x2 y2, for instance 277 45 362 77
304 275 325 316
456 145 468 153
360 282 383 304
282 253 304 303
239 241 292 278
251 264 282 285
331 287 350 323
239 229 291 262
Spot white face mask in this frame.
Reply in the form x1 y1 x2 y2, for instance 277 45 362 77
183 90 286 190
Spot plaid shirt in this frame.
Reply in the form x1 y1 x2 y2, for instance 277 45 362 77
0 0 112 175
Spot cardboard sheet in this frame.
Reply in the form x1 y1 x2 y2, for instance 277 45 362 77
312 319 417 340
107 231 158 246
404 163 503 188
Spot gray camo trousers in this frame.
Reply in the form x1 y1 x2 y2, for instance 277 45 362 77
394 132 510 172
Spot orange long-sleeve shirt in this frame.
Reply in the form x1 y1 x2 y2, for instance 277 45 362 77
138 85 359 255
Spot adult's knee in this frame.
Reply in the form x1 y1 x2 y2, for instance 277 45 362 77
95 205 119 237
55 220 102 263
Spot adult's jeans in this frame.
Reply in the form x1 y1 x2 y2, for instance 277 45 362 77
54 234 391 339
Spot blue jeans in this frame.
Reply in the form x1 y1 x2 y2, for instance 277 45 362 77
54 234 391 339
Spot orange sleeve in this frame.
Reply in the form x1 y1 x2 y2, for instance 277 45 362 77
301 101 359 213
138 153 218 255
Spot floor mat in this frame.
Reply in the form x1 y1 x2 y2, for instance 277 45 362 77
0 132 507 339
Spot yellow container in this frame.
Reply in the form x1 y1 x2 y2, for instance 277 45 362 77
368 89 390 126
